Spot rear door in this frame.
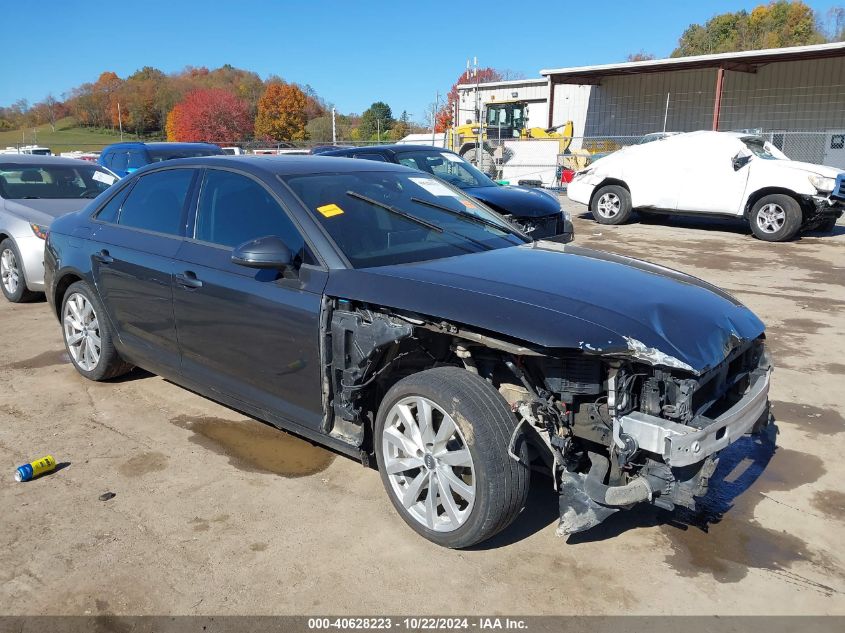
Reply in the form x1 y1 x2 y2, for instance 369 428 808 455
90 167 197 373
172 168 327 430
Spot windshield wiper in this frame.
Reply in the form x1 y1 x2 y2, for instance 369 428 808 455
346 191 444 233
346 190 494 251
410 196 525 238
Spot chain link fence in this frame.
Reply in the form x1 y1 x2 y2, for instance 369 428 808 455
5 129 843 191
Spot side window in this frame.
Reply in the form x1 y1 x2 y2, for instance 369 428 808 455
95 183 133 223
127 151 147 170
110 151 128 173
353 153 388 162
195 169 309 259
118 169 194 235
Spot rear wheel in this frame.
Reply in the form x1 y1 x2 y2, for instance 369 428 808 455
749 194 802 242
374 366 530 548
0 239 38 303
590 184 632 225
460 145 496 177
61 281 133 381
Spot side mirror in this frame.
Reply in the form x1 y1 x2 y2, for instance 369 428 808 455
732 152 752 171
231 235 293 269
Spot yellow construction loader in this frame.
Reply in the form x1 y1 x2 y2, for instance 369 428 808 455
445 99 575 174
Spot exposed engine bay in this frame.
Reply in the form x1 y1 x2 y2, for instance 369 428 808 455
322 298 773 536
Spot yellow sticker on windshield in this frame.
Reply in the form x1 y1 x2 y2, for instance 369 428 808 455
317 203 344 218
461 199 478 209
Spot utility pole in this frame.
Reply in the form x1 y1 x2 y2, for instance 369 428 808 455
331 107 337 145
469 56 482 167
431 91 440 146
377 118 381 143
118 101 124 141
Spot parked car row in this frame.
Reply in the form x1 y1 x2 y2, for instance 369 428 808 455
1 139 775 548
567 130 844 241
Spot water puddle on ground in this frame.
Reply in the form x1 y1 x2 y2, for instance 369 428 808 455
171 414 334 477
662 436 835 591
118 451 169 477
4 350 70 370
811 490 845 523
771 401 845 436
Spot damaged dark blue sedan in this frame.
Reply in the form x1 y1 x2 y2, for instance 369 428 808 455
43 156 772 548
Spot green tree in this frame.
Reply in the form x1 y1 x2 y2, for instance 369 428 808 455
389 110 411 141
672 1 826 57
359 101 394 140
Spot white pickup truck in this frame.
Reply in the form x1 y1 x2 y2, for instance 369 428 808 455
567 131 844 241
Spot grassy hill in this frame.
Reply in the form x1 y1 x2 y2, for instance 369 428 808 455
0 117 156 153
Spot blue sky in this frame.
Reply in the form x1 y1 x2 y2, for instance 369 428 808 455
3 0 840 121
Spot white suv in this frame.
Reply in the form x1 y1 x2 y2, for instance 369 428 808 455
567 131 844 241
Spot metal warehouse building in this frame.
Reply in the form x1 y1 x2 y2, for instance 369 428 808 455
458 42 845 168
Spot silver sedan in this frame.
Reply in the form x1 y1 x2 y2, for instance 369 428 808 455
0 155 118 302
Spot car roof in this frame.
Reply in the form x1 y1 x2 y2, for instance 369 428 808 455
326 144 456 156
103 142 221 151
0 154 102 167
137 155 412 177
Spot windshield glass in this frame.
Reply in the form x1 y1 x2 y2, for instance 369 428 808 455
283 170 527 268
395 150 495 189
0 163 118 199
149 148 221 162
742 138 786 160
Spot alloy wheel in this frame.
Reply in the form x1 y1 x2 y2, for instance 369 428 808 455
1 248 19 295
756 203 786 234
63 292 102 372
382 396 476 532
596 192 621 218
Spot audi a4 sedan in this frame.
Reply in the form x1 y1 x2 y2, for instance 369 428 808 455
1 155 118 303
45 156 772 547
323 145 571 240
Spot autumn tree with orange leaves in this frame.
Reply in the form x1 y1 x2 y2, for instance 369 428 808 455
165 88 252 142
254 82 310 142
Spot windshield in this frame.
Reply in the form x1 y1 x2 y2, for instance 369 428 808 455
0 163 118 199
742 137 786 160
283 170 527 268
149 148 221 162
395 150 496 190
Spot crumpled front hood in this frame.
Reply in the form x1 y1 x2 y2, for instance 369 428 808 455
326 243 765 374
464 184 561 219
3 198 91 226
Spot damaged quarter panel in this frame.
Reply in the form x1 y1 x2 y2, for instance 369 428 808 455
325 242 764 376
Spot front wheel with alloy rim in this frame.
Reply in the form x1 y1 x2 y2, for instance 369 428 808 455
590 184 632 225
61 281 133 381
0 238 38 303
374 366 530 548
749 194 802 242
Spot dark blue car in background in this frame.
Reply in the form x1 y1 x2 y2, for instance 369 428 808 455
98 142 223 177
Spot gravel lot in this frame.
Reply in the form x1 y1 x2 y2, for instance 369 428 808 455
1 199 843 615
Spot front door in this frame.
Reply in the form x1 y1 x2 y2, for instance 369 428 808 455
90 167 197 373
172 168 326 431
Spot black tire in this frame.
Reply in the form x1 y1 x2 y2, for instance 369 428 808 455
0 238 39 303
60 280 133 381
590 184 633 225
374 366 530 549
460 145 496 177
749 194 802 242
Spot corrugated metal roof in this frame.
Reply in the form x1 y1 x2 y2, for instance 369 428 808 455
541 42 845 81
456 77 548 90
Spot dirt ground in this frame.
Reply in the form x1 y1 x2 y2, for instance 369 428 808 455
1 200 844 616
